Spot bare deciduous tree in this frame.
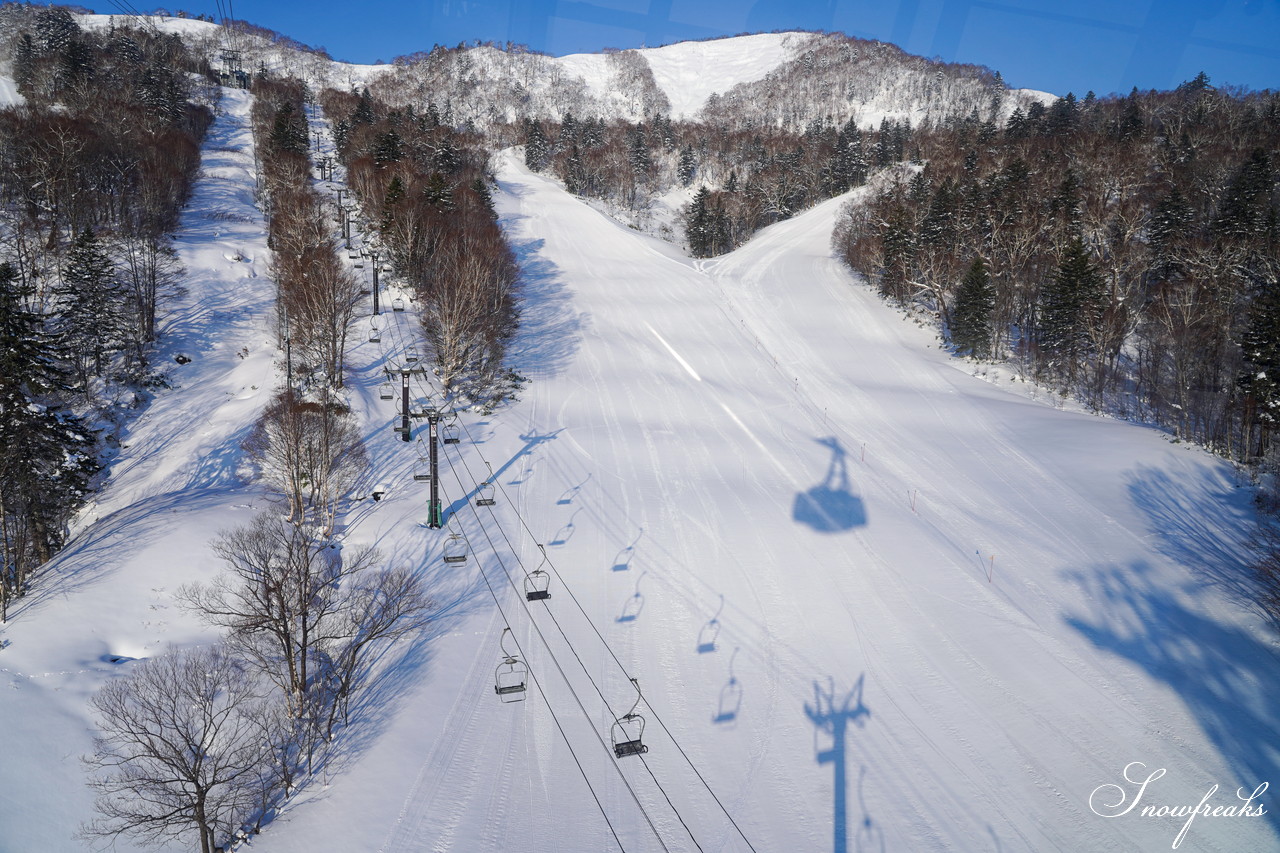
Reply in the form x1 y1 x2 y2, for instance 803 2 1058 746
181 513 434 732
82 645 279 853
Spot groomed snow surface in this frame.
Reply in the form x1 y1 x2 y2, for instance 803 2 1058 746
1 88 1277 853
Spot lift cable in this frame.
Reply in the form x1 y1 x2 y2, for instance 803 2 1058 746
436 475 674 853
464 535 629 853
437 438 707 853
448 412 760 853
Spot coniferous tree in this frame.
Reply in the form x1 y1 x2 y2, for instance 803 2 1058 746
0 262 99 614
1039 237 1104 381
686 186 713 257
951 256 994 357
523 119 550 171
677 145 696 187
269 103 308 155
371 128 402 166
55 230 132 384
1239 275 1280 432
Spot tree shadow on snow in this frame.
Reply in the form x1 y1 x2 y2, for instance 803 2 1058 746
499 234 583 380
1062 559 1280 841
794 438 867 533
1125 463 1263 618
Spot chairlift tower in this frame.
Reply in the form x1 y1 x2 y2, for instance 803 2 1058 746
399 369 411 442
427 410 443 528
369 246 382 315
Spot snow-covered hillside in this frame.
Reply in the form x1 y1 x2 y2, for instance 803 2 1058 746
9 97 1274 847
1 18 1275 853
366 29 1053 128
558 33 807 120
263 152 1275 852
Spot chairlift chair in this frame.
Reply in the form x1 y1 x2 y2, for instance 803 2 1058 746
442 532 469 564
354 259 365 269
369 323 381 343
474 461 497 506
392 297 406 312
413 458 431 482
494 628 527 702
442 421 461 444
405 346 419 363
524 544 550 601
611 680 648 758
378 382 394 400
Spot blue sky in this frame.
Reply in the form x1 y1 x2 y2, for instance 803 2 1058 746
161 0 1278 96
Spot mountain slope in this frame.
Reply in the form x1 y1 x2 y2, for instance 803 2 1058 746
257 150 1277 852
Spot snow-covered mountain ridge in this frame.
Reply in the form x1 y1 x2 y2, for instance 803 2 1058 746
61 14 1053 129
370 29 1053 128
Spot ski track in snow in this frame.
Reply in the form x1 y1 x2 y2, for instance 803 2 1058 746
1 81 1277 852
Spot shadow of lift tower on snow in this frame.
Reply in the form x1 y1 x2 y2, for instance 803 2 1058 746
806 674 871 853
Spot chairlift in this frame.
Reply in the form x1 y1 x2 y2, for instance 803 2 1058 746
381 263 393 272
405 346 419 363
611 678 648 758
442 418 461 444
442 532 469 564
413 457 431 482
378 382 394 400
354 259 365 269
525 543 550 601
348 250 358 259
392 297 406 312
494 628 527 702
475 461 497 506
369 323 381 343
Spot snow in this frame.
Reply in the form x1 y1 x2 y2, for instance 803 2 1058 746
0 80 1276 853
271 154 1277 851
0 71 23 107
558 33 807 120
0 86 274 853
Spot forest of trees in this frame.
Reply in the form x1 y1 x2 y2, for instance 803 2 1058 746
322 86 520 399
833 77 1280 464
0 6 213 618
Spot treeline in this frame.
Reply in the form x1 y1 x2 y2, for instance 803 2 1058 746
520 110 912 255
321 87 519 398
0 6 212 619
252 76 362 390
833 76 1280 461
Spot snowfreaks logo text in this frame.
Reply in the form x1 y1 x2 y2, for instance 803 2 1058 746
1088 762 1269 849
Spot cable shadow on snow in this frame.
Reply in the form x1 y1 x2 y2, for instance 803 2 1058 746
499 233 583 381
793 437 867 533
1062 559 1280 841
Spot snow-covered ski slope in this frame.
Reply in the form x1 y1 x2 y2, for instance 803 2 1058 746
0 87 277 852
1 101 1276 851
264 153 1278 852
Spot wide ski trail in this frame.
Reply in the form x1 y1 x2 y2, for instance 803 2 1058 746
270 151 1278 852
